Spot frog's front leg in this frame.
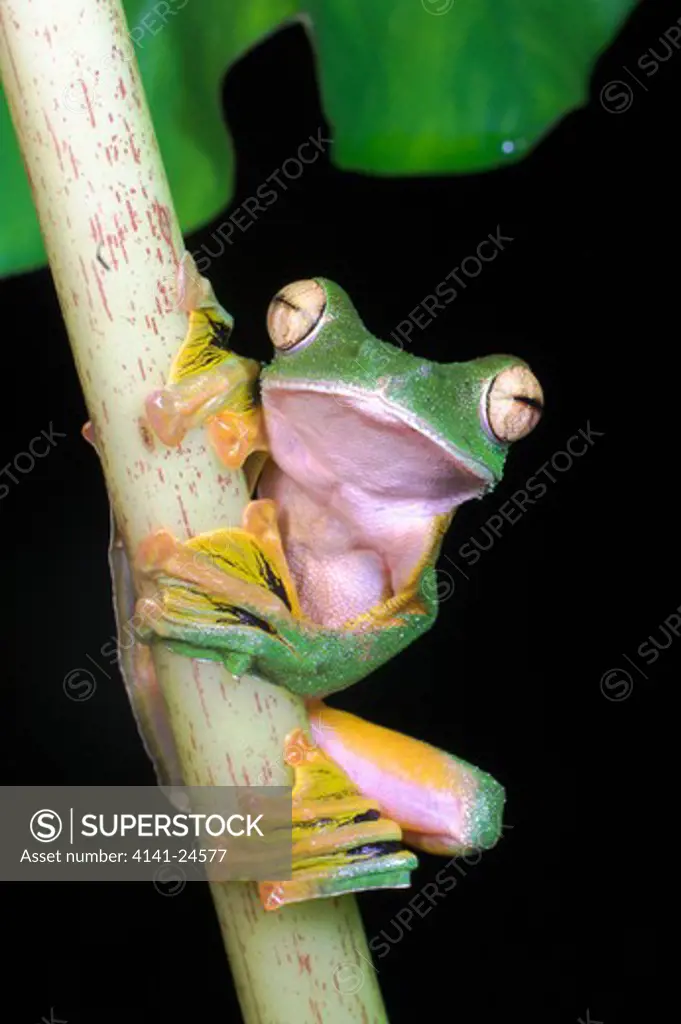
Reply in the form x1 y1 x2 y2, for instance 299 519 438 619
144 252 268 478
134 499 438 698
135 498 300 678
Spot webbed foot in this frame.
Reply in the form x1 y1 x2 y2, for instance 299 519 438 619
144 253 268 478
135 499 302 668
134 498 426 698
259 726 417 911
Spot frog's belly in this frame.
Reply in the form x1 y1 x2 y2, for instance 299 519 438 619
286 543 391 628
259 463 392 627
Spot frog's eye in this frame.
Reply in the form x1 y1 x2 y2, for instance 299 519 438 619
267 280 326 352
484 365 544 442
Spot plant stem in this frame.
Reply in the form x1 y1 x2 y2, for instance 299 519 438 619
0 2 387 1020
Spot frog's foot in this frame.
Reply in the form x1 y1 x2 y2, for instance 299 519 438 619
305 700 506 856
135 499 303 672
145 354 266 464
258 727 418 911
144 258 267 470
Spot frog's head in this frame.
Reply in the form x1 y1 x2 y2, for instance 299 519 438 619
260 279 543 512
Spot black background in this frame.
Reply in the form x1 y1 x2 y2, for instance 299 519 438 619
1 2 670 1022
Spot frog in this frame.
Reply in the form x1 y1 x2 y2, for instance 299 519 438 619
130 263 543 907
135 273 544 699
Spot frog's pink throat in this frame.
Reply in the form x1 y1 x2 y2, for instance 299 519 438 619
257 383 494 629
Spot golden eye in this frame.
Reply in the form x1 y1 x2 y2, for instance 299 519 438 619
266 280 326 352
484 365 544 442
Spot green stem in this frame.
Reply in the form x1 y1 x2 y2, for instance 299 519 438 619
0 2 387 1020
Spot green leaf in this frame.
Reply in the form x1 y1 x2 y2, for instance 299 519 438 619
0 0 635 277
306 0 636 174
0 0 298 277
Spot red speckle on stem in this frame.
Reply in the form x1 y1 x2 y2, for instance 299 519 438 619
240 889 259 927
126 199 139 231
155 201 179 266
146 208 160 240
66 143 80 179
91 260 113 321
157 281 172 311
0 16 25 102
298 953 312 976
123 119 141 163
176 493 191 535
191 662 211 727
308 998 323 1024
43 113 64 170
80 80 96 127
106 234 119 271
224 753 239 787
78 255 94 309
114 215 129 263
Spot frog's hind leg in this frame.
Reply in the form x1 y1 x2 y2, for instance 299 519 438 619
258 693 505 911
304 700 506 857
258 726 418 911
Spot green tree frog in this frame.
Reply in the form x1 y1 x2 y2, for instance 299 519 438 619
113 266 545 907
135 275 543 699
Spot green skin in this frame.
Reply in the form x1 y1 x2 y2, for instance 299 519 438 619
143 280 531 698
